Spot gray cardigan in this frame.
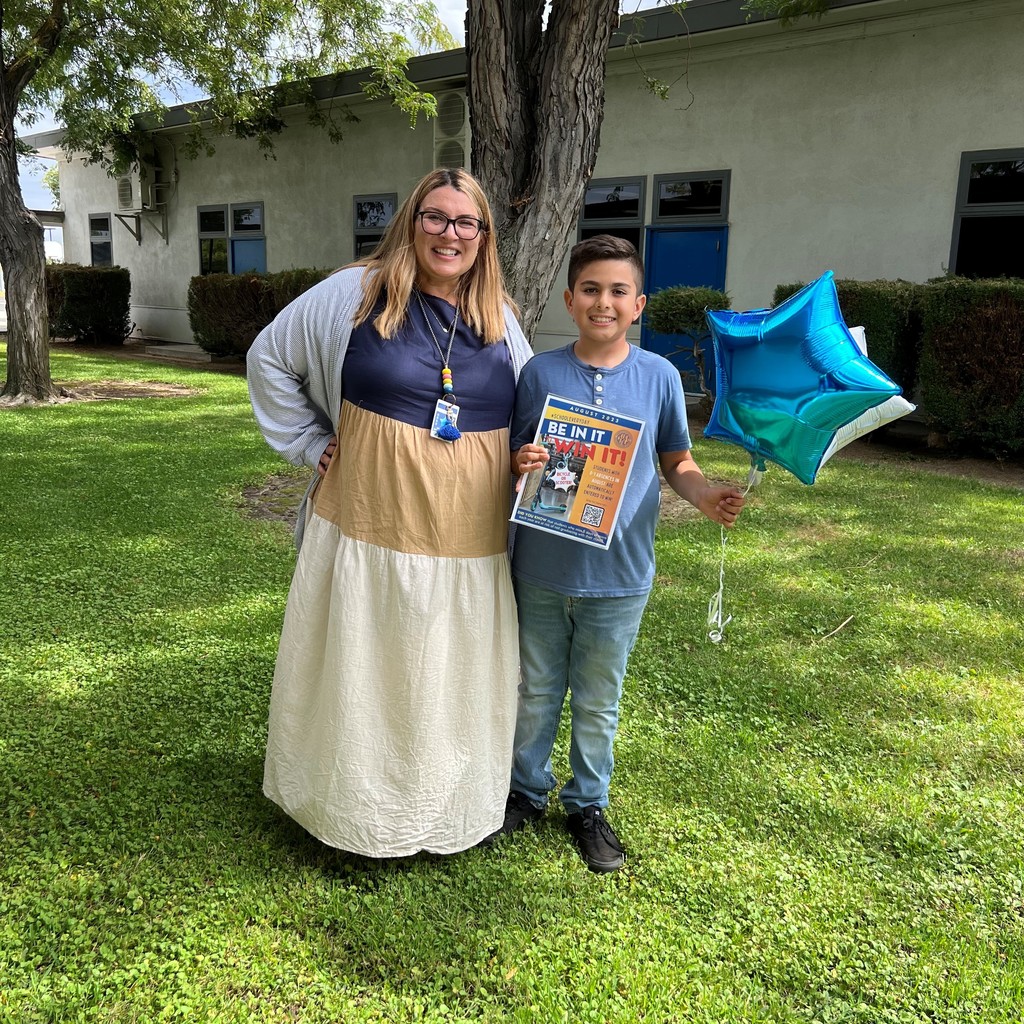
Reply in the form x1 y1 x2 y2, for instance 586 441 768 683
247 266 534 545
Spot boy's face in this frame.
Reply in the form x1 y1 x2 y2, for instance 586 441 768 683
564 259 646 349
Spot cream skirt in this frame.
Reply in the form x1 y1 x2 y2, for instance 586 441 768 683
263 402 518 857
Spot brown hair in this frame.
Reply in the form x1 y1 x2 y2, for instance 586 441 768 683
567 234 645 292
347 168 515 344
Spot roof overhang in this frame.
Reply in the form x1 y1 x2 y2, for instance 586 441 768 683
18 0 910 154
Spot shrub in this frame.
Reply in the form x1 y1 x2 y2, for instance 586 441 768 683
269 269 333 312
773 278 921 395
645 285 730 337
188 268 331 356
918 277 1024 455
644 285 730 400
46 264 132 346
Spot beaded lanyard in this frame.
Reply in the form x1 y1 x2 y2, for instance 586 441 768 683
415 290 462 441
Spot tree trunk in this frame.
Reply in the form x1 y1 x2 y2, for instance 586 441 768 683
1 124 57 403
467 0 619 342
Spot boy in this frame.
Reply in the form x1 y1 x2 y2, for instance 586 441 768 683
494 234 745 872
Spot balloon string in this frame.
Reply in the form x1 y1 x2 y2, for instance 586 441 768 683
706 459 762 644
706 526 732 643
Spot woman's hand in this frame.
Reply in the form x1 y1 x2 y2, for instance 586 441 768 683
317 436 338 477
512 443 549 476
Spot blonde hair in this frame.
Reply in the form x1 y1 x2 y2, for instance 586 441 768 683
347 169 516 344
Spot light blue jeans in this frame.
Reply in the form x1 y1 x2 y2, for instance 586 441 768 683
511 578 649 813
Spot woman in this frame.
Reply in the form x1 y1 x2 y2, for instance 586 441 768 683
247 169 533 857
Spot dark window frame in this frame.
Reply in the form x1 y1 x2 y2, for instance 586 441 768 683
228 201 267 274
89 213 113 267
197 204 229 275
651 170 731 224
353 193 398 259
231 201 265 237
950 148 1024 276
577 176 646 250
197 202 267 274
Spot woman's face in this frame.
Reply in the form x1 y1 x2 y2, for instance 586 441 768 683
413 186 484 298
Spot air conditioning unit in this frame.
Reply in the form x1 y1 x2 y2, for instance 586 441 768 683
433 91 470 170
115 165 154 214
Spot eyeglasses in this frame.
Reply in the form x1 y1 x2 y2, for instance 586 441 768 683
415 210 486 240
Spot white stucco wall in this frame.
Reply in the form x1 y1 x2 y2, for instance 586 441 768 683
531 0 1024 350
59 97 438 342
54 0 1023 349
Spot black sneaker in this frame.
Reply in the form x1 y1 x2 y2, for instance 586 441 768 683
565 806 626 872
479 791 544 846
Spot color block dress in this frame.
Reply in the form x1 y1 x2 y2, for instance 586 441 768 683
262 294 520 857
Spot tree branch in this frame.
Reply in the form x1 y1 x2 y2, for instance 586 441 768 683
3 0 68 101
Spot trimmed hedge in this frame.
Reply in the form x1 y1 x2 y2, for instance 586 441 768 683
644 285 730 400
187 268 331 356
645 285 731 337
773 278 921 395
918 278 1024 455
46 264 132 346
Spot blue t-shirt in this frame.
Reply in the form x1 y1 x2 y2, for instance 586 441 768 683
511 343 691 597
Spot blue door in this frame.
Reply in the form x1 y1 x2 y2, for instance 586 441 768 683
642 225 728 393
231 238 267 274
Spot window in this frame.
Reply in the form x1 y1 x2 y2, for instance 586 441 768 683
198 206 228 275
652 171 730 223
89 214 113 267
578 177 645 251
950 150 1024 278
197 202 266 274
354 194 397 258
230 202 266 273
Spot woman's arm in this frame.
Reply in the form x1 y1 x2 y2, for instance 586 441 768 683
247 270 364 468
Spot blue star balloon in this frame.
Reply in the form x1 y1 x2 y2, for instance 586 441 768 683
703 271 902 484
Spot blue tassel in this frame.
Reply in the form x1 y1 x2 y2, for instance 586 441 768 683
437 419 462 441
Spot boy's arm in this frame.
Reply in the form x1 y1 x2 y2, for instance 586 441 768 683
659 450 746 528
510 368 550 476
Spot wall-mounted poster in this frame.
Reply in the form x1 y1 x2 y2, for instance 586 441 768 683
355 196 395 228
510 394 646 550
353 194 398 257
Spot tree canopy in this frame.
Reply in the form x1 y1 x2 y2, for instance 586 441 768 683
1 0 454 401
3 0 831 401
11 0 454 160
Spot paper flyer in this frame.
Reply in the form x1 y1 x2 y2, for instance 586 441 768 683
510 394 646 549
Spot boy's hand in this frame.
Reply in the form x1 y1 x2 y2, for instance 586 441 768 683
512 443 549 476
660 450 746 527
696 485 746 527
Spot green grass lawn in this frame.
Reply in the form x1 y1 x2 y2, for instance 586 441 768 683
2 345 1022 1023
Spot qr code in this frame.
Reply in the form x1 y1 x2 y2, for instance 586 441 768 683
580 504 605 528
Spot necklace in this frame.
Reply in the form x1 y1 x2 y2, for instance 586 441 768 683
424 299 458 336
415 290 462 441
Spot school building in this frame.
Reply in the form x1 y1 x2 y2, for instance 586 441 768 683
23 0 1023 368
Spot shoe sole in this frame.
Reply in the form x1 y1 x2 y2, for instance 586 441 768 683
576 849 625 873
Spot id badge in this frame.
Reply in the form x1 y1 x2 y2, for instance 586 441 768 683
429 399 461 442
